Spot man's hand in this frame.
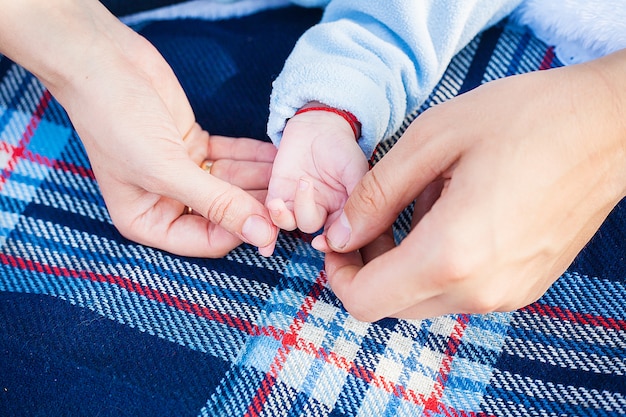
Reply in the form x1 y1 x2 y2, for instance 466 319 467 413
321 51 626 321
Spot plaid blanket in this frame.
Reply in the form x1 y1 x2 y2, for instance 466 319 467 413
1 7 624 417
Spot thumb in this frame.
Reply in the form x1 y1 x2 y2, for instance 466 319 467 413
325 161 415 252
169 159 278 249
325 113 456 252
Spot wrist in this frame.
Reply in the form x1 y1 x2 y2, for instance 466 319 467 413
587 49 626 199
294 101 362 139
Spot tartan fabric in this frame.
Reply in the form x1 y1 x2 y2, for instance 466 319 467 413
1 7 625 417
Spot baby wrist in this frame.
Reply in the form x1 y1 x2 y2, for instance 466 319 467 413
294 102 361 139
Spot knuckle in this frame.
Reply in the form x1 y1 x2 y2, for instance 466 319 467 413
349 169 389 215
113 221 135 242
436 242 477 287
343 303 379 323
439 255 473 287
427 230 502 315
111 216 151 248
337 293 382 323
430 237 488 292
206 186 240 226
461 290 502 315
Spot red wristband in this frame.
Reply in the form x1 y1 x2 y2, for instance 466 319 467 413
293 106 361 139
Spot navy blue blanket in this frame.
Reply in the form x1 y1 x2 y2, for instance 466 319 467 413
1 7 624 417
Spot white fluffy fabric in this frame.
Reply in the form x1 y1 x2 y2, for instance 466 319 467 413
511 0 626 64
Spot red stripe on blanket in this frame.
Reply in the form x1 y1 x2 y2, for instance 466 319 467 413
27 149 95 179
0 252 497 414
522 303 626 331
244 271 326 417
0 142 96 180
0 88 95 182
51 159 95 180
421 315 496 417
0 252 264 335
427 405 496 417
0 91 52 189
539 46 556 70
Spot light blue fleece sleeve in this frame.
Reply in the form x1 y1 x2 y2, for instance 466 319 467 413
268 0 522 157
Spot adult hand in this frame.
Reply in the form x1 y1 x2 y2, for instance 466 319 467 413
1 0 278 257
320 50 626 321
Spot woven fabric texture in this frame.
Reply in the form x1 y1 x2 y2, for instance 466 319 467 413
0 7 624 417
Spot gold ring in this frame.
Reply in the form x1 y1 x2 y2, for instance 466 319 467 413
201 160 214 173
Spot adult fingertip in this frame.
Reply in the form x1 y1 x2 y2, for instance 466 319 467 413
258 241 276 257
267 198 297 231
311 235 331 252
326 211 352 251
241 214 276 248
324 250 362 282
324 253 378 322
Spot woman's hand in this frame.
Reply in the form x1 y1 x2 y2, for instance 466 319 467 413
1 0 279 257
320 50 626 321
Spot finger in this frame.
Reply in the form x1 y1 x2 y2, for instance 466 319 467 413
207 136 277 163
294 178 326 234
258 239 277 258
324 250 391 320
358 227 395 264
209 160 273 190
184 189 267 214
310 209 344 252
412 179 445 228
249 190 268 204
159 159 278 249
311 234 331 252
163 210 243 258
391 294 458 320
325 111 460 253
267 198 297 231
324 250 365 286
125 194 244 258
325 215 443 322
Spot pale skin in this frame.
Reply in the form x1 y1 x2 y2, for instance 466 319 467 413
0 0 279 257
317 49 626 322
266 102 369 236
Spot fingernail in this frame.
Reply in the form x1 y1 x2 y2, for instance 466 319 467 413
299 178 309 190
258 242 275 258
242 215 273 247
327 212 351 250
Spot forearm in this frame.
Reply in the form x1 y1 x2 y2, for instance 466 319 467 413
0 0 136 101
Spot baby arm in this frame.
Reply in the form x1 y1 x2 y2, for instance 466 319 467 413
266 102 368 234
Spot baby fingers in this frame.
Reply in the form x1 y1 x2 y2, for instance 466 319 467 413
267 198 297 231
294 178 327 234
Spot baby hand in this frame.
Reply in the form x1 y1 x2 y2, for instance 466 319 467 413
266 104 368 237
